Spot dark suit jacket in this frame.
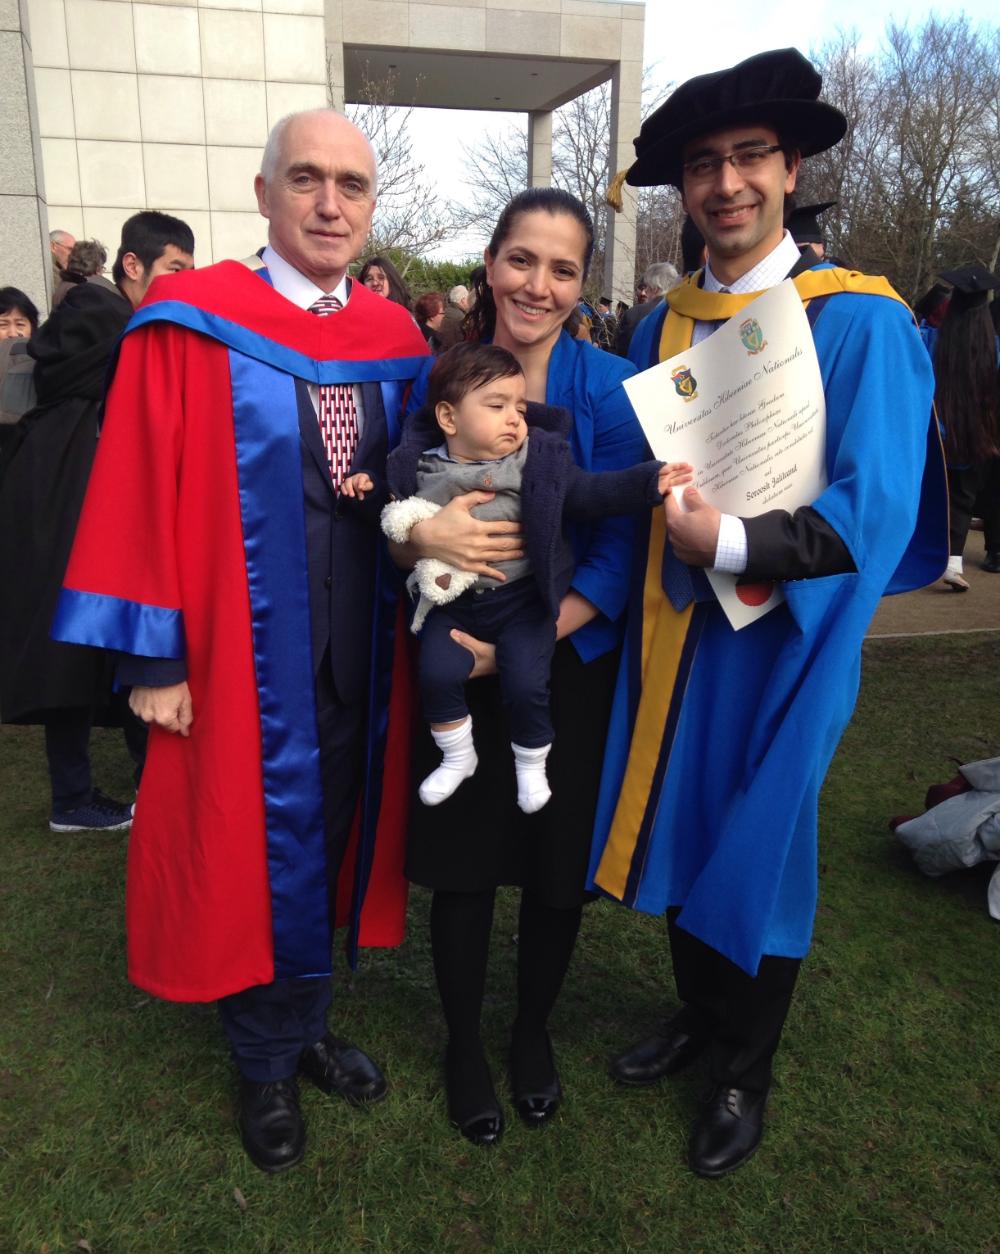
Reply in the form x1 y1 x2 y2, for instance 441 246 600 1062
296 378 390 704
120 378 392 708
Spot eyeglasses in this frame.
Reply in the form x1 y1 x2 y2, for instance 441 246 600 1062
682 144 784 182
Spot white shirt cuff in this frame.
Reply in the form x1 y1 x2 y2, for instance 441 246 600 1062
714 513 748 574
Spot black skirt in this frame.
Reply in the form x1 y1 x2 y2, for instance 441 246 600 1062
405 638 619 908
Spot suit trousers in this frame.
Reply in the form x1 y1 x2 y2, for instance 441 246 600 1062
975 458 1000 554
217 650 366 1081
43 698 146 811
947 464 983 557
667 908 800 1093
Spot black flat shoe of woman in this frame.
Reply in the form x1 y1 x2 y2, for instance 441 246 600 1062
510 1029 562 1127
445 1044 504 1147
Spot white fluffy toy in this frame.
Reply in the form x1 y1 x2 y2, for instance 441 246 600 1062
380 497 479 633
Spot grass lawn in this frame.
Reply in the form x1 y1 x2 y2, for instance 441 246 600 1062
1 632 999 1252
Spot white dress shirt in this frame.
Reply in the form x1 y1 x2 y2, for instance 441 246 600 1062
692 231 804 573
261 244 365 431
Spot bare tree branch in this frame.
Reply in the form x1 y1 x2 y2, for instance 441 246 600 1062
344 66 464 261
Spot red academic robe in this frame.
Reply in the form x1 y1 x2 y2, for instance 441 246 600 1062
52 261 429 1002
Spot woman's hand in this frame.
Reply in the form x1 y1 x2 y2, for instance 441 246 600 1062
449 630 498 678
407 490 525 581
447 592 598 682
555 591 599 640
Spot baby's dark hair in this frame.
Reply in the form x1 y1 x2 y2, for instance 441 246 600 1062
426 342 522 409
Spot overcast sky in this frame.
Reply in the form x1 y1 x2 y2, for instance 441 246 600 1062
402 0 998 259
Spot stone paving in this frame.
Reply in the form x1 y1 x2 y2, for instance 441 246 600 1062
869 530 1000 637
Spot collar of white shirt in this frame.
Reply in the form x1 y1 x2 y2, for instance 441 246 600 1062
261 244 350 312
703 230 803 295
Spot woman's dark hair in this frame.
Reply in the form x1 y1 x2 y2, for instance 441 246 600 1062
112 211 194 285
0 286 40 334
934 301 1000 464
66 238 107 278
465 188 595 342
414 291 445 326
426 342 522 410
358 255 412 311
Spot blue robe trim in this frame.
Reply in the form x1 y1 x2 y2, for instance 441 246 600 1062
228 350 331 981
126 301 427 386
344 378 408 968
51 588 185 658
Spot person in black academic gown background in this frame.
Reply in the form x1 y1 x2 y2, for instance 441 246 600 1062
0 212 194 831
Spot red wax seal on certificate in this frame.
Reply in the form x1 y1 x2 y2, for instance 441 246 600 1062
735 582 774 607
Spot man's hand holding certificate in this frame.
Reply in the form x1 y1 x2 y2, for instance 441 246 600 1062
624 280 828 628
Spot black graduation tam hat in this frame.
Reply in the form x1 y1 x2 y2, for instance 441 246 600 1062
940 264 1000 311
787 200 836 244
607 48 847 206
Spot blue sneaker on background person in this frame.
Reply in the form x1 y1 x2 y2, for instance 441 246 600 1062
49 788 134 833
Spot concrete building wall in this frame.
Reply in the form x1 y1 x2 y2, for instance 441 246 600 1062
1 0 52 313
26 0 329 268
12 0 644 295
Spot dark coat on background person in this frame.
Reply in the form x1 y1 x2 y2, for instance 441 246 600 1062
387 401 665 618
435 304 466 350
614 296 663 357
0 277 131 722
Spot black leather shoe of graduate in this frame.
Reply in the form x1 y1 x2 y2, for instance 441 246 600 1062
609 1014 708 1086
688 1085 768 1178
299 1033 388 1104
238 1077 305 1173
510 1029 562 1128
445 1044 504 1147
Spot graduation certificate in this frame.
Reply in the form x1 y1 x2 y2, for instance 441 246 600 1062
624 279 827 629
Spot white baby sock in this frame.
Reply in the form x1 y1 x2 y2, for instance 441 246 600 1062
419 716 478 806
511 742 552 814
946 554 964 575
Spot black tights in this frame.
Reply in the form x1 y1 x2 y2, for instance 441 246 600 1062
429 888 583 1106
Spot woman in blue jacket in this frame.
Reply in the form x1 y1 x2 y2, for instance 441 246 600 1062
397 188 646 1146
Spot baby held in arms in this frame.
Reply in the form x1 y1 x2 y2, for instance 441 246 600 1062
345 343 691 814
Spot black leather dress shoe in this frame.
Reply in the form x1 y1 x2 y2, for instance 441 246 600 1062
983 551 1000 573
299 1033 388 1105
688 1085 767 1178
445 1044 504 1147
237 1077 305 1173
609 1015 708 1086
510 1030 562 1128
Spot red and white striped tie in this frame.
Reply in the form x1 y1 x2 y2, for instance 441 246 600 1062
308 293 359 489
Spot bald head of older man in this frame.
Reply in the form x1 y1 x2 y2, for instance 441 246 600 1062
50 229 76 283
254 110 377 293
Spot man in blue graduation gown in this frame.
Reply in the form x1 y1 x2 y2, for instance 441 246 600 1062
589 48 946 1177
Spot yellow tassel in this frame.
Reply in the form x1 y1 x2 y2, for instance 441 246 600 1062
605 167 630 213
